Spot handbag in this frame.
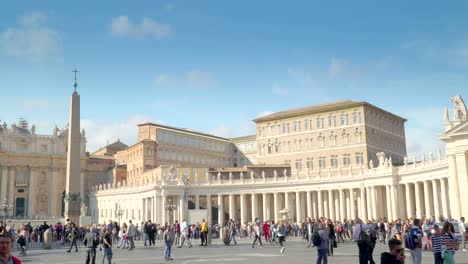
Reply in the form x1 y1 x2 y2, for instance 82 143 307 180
333 239 337 248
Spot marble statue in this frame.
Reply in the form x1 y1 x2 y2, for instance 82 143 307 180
273 170 278 178
451 95 467 121
261 171 265 178
403 155 408 166
53 125 59 136
240 171 244 179
81 128 86 138
376 152 385 167
369 160 374 169
429 152 434 161
229 172 233 180
283 169 288 177
217 172 221 180
31 124 36 135
388 156 392 167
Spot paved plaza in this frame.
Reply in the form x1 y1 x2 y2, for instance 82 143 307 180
14 238 468 264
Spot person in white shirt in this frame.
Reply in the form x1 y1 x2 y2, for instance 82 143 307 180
127 220 136 250
178 219 192 248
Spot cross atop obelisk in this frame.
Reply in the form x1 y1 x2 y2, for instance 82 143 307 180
72 68 79 92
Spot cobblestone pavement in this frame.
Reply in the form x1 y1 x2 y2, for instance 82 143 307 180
15 238 468 264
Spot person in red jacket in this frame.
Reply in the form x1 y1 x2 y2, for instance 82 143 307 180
0 233 21 263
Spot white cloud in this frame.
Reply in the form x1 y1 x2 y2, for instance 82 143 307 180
0 12 62 61
82 115 162 152
153 70 216 89
109 16 171 39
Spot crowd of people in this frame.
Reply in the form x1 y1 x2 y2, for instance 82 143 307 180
0 215 465 264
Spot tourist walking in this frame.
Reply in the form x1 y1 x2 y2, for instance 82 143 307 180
127 220 136 250
442 222 459 264
66 223 79 253
405 218 423 264
277 222 286 252
102 227 113 264
327 220 335 257
83 227 99 264
200 219 208 246
380 238 405 264
431 224 443 264
251 223 264 248
353 218 372 264
229 220 237 245
163 225 174 261
315 221 329 264
460 217 466 252
178 219 192 248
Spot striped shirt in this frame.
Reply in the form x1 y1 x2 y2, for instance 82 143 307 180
443 232 454 251
431 234 444 253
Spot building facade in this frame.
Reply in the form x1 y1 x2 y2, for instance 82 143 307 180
0 122 88 218
88 96 468 225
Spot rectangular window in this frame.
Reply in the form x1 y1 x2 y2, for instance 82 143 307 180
319 157 326 169
343 155 351 167
295 160 302 171
331 156 338 168
355 153 363 165
341 114 348 125
317 118 323 129
306 159 313 169
16 168 27 185
40 144 48 152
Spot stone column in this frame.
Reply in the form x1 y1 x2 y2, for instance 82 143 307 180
365 187 372 220
440 178 449 218
350 189 356 220
295 192 301 222
206 194 212 224
334 191 340 221
371 186 377 219
317 190 323 218
432 180 440 219
339 189 345 221
229 194 235 220
240 194 246 224
385 185 392 220
273 193 279 223
414 182 422 218
390 185 397 220
27 166 34 217
195 195 200 210
50 168 58 217
218 195 224 225
423 181 431 218
1 166 7 203
284 192 290 212
162 195 167 224
252 193 258 222
306 191 312 218
447 155 461 219
361 187 367 220
262 193 268 221
345 190 351 220
405 183 413 218
455 153 468 218
8 166 15 210
328 190 334 219
179 195 185 221
312 192 318 218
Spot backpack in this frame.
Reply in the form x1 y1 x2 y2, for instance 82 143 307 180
404 229 417 250
312 230 322 247
370 230 377 243
357 225 370 248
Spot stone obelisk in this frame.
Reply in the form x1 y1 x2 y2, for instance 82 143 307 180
64 69 81 223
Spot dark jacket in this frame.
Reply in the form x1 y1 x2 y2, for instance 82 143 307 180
380 252 402 264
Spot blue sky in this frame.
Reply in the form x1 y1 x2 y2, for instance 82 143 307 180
1 1 467 154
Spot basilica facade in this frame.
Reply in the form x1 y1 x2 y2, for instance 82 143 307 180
88 96 468 225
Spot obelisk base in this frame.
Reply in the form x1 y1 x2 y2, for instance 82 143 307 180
64 199 81 224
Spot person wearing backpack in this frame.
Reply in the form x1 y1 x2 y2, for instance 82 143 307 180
315 221 329 264
353 218 373 264
406 218 423 264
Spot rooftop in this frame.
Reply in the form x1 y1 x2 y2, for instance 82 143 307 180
138 122 230 141
253 100 407 123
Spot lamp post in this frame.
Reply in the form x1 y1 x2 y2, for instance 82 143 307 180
164 197 177 224
115 204 124 225
1 198 13 221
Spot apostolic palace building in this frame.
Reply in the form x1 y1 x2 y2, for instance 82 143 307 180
1 92 467 226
